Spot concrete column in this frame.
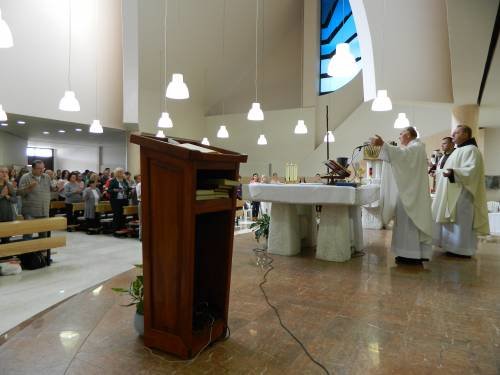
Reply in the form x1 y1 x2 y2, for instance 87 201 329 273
451 104 482 152
127 132 141 176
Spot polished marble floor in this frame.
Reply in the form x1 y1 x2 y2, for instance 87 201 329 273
1 230 500 374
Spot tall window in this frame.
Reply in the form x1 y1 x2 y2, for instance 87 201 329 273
320 0 361 94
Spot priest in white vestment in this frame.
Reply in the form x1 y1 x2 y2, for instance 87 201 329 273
371 127 434 264
432 125 489 257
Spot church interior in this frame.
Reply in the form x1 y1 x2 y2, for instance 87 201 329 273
1 0 500 373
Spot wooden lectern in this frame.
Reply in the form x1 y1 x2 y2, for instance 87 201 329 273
130 134 247 359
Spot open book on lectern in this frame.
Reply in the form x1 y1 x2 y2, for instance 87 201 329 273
323 160 351 179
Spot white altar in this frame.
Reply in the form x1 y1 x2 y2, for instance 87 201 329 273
247 184 380 262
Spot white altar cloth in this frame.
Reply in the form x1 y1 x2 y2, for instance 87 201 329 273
489 213 500 234
247 184 380 261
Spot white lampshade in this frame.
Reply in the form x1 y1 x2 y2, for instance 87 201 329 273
217 125 229 138
58 91 81 112
371 90 392 111
294 119 308 134
166 73 189 99
157 112 173 128
324 130 335 143
201 137 210 145
155 129 166 138
89 119 103 134
394 113 409 129
0 104 7 121
247 102 264 121
0 9 14 48
327 43 357 78
257 134 268 145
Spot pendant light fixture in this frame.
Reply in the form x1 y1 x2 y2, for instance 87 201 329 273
247 0 264 121
394 112 409 128
294 119 308 134
217 125 229 138
0 105 7 121
59 0 80 112
156 129 166 138
165 0 189 99
215 1 230 139
327 0 356 78
0 8 13 48
89 0 103 134
371 0 392 112
157 112 173 128
201 137 210 145
294 4 308 136
324 130 335 143
158 0 174 129
257 134 268 145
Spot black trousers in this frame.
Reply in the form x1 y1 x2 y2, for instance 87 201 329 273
111 198 128 230
251 201 260 218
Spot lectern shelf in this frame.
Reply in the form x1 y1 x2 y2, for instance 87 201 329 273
130 134 247 359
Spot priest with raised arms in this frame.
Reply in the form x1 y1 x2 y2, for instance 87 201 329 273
371 127 434 264
432 125 489 257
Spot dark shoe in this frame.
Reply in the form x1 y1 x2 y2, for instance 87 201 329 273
445 251 471 259
395 256 423 265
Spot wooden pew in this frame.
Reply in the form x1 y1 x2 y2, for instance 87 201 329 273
0 217 67 260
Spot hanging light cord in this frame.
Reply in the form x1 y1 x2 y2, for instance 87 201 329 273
254 0 259 101
163 0 168 111
67 0 72 90
94 0 98 117
222 0 226 116
381 0 386 88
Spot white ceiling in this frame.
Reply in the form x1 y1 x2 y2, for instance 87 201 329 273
0 113 126 145
446 0 499 106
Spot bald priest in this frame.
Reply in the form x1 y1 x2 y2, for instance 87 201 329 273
371 127 434 264
432 125 489 257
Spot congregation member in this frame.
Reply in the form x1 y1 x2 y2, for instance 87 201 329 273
249 173 260 221
136 179 142 240
432 125 489 257
108 168 130 232
270 173 281 184
17 160 54 240
371 126 433 264
64 172 83 226
0 166 17 244
57 170 70 200
83 180 101 229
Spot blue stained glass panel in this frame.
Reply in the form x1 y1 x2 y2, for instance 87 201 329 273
320 0 362 95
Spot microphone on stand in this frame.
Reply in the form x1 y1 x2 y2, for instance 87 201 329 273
354 141 370 150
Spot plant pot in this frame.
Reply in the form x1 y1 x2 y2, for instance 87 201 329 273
134 312 144 336
257 237 268 250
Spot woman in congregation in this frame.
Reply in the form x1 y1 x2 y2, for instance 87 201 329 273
0 167 17 244
83 179 101 230
64 172 83 226
108 168 130 232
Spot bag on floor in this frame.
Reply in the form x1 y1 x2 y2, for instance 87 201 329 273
0 259 22 276
19 252 47 270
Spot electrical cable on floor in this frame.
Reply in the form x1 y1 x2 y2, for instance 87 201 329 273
254 249 331 375
144 315 216 365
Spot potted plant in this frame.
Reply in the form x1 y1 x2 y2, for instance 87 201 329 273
112 264 144 336
250 213 270 250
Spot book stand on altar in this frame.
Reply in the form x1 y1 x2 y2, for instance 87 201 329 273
131 134 247 359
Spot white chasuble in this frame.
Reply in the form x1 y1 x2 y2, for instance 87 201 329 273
432 144 489 255
380 140 434 259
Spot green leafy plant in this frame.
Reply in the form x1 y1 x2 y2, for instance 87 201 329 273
112 264 144 315
250 213 270 242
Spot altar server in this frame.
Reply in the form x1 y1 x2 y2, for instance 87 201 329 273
432 125 489 257
371 127 433 264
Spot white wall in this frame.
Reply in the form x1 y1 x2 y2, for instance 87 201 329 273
0 132 28 166
0 0 124 130
484 128 500 175
206 108 316 177
28 139 126 173
122 0 139 124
